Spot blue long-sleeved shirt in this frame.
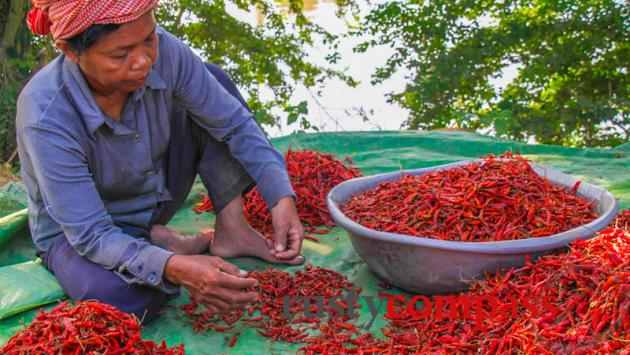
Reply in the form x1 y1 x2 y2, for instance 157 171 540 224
16 27 294 293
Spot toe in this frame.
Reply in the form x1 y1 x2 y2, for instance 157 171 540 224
262 253 305 265
287 254 305 265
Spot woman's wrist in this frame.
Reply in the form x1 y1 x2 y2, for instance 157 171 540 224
163 254 185 285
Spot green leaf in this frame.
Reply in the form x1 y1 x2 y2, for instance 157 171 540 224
254 110 267 124
493 117 509 134
287 113 299 126
297 101 308 114
300 117 311 130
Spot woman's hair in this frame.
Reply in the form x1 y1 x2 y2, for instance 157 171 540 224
66 23 120 54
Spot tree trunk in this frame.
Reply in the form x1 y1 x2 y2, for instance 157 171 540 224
1 0 26 51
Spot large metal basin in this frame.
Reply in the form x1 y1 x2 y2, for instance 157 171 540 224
327 160 619 294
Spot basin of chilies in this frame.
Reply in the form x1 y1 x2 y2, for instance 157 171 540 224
327 158 619 294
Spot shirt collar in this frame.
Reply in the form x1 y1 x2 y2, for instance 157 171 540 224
62 55 110 134
62 56 167 134
131 68 167 101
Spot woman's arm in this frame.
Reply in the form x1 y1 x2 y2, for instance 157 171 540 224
19 120 175 291
162 29 295 210
161 29 304 258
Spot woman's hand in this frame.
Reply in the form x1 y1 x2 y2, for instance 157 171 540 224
164 255 258 313
270 196 305 260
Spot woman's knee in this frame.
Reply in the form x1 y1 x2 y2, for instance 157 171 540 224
45 236 172 324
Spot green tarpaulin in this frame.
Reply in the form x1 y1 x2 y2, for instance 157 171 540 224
0 131 628 353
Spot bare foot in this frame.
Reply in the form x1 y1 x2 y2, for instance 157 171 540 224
210 197 305 265
211 222 305 265
150 225 213 255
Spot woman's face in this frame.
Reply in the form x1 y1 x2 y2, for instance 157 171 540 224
60 10 159 95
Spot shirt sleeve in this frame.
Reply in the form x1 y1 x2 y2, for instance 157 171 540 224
162 30 295 208
20 122 177 293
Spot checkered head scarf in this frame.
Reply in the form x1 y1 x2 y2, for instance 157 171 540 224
26 0 158 40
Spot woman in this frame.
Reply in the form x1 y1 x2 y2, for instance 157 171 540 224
17 0 305 322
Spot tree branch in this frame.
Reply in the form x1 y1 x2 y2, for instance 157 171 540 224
172 6 185 34
1 0 26 51
5 148 18 166
305 87 346 131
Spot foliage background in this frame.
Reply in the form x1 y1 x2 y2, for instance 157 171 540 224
0 0 628 168
354 0 628 147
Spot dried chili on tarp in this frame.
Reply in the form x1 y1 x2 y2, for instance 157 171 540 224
1 301 184 354
343 152 598 242
375 227 629 354
179 265 359 346
178 228 628 354
193 149 362 237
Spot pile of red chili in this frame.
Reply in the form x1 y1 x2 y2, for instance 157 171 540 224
300 227 630 353
193 149 362 238
343 152 598 242
179 265 360 347
1 301 184 354
375 227 629 353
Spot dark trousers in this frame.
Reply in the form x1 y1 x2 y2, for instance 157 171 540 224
43 63 254 323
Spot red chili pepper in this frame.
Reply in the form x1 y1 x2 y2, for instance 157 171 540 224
213 326 234 332
228 333 238 347
304 235 320 242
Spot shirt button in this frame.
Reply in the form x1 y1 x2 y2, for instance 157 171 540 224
147 272 157 284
